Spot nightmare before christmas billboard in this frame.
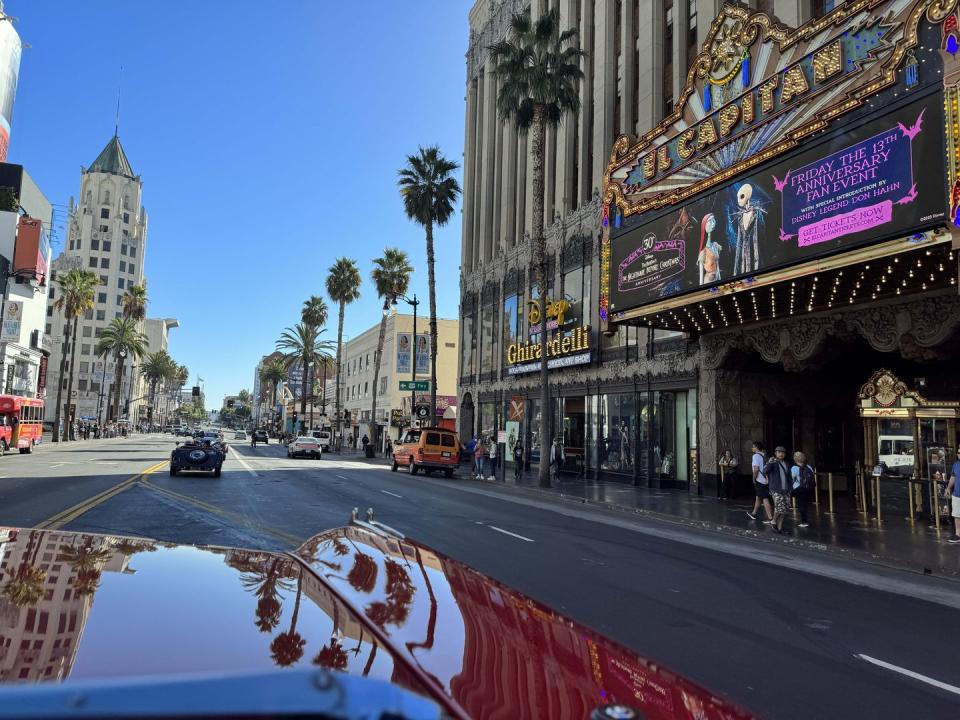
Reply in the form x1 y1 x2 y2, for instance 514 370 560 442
608 93 946 311
601 0 960 321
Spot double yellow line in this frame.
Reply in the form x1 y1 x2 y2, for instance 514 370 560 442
36 460 168 530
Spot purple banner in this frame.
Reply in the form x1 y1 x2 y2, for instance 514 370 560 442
779 111 920 246
618 235 685 293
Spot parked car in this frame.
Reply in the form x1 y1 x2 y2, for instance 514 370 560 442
287 436 322 459
170 438 226 477
392 426 460 477
310 428 332 450
0 523 749 719
252 430 268 444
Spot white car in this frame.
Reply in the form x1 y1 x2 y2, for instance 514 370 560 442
287 436 322 459
234 430 247 440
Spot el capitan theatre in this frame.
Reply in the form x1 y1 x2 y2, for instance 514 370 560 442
601 0 960 507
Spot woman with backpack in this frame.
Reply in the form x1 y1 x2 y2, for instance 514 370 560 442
791 451 816 528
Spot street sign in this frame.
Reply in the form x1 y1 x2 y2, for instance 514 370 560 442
399 380 430 392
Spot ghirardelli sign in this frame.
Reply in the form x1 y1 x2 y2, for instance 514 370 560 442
603 0 958 217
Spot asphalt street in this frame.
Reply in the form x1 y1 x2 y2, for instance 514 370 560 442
2 433 959 719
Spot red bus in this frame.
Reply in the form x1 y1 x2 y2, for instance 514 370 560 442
0 395 44 454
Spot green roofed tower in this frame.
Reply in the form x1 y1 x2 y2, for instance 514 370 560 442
86 135 136 179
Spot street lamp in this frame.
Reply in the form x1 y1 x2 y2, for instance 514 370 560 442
392 292 420 426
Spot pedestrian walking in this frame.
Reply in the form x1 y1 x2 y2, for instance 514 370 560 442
764 446 792 534
790 451 815 528
473 437 485 479
549 437 565 484
747 441 774 523
488 438 498 479
513 439 524 480
384 438 393 458
946 449 960 543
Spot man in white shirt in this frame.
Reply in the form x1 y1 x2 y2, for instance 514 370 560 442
747 440 774 523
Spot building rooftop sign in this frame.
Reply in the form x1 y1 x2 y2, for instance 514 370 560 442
601 0 958 327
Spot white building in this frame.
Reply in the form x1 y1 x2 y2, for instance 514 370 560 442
0 164 52 402
44 135 149 426
143 317 178 427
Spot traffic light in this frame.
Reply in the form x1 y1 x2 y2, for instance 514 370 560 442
227 399 235 408
192 386 200 397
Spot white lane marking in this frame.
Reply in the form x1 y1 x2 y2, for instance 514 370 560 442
49 463 66 468
487 525 534 542
856 654 960 696
380 490 403 498
231 450 260 478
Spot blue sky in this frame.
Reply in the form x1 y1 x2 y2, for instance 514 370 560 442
8 1 470 407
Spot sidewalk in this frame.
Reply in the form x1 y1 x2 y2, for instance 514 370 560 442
336 449 960 580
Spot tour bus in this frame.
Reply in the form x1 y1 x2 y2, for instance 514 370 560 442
0 395 44 454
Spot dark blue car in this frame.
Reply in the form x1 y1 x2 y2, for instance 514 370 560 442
170 439 225 477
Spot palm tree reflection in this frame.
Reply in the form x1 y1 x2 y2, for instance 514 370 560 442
240 557 295 634
347 551 378 593
365 559 415 628
270 566 306 667
1 530 47 607
58 537 111 597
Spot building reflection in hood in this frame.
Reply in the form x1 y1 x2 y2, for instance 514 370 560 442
0 529 149 683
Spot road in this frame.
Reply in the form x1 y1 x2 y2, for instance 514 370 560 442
1 432 958 719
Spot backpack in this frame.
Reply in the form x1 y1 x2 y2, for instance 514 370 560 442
798 464 816 490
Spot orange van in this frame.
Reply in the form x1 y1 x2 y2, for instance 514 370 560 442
392 426 460 477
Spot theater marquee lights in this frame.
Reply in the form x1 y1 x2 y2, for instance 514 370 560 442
600 0 960 331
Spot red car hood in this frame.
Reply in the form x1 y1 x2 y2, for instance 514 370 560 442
0 527 752 719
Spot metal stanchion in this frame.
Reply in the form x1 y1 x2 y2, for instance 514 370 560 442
907 478 916 522
814 472 820 508
932 476 942 536
874 474 882 523
718 463 725 500
827 472 835 515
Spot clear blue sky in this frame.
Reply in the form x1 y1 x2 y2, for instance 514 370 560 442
8 1 470 407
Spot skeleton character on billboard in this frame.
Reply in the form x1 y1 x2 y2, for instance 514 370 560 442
731 183 765 274
696 212 721 285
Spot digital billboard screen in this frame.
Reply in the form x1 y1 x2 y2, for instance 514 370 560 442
608 93 948 314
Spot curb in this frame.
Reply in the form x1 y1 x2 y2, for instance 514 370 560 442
465 473 960 582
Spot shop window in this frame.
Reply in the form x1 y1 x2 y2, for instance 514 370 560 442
596 393 637 474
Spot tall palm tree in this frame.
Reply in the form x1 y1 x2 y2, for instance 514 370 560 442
51 268 99 442
121 283 148 321
173 364 189 425
140 350 176 427
490 8 585 486
275 323 334 434
325 258 361 450
96 317 148 423
370 248 413 448
301 295 328 329
398 146 461 418
259 358 287 429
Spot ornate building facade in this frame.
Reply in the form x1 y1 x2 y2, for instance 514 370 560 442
462 0 960 503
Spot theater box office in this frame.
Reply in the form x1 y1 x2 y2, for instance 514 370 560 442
596 0 960 504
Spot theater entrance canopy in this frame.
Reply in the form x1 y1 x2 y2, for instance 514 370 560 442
600 0 960 334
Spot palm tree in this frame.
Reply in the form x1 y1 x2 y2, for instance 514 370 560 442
96 317 148 423
325 258 361 450
121 283 148 321
276 323 334 434
301 295 328 329
51 268 99 442
259 358 287 430
370 248 413 449
270 567 306 667
398 146 462 418
490 9 585 486
140 350 176 427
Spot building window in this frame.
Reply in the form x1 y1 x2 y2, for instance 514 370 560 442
123 212 130 224
91 381 100 392
129 246 137 258
100 208 109 219
100 258 109 269
78 379 87 391
461 312 476 379
687 0 698 69
96 310 105 321
99 225 108 233
502 293 520 365
45 323 51 334
116 295 122 306
95 327 103 337
664 0 674 120
103 190 111 204
121 244 128 255
81 343 90 355
480 299 498 374
119 261 126 272
91 238 100 251
115 311 122 319
80 362 89 373
84 309 93 320
82 326 92 338
46 306 52 317
97 293 106 304
102 240 111 252
811 0 837 18
562 262 593 331
379 376 387 396
88 257 97 268
118 278 124 289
